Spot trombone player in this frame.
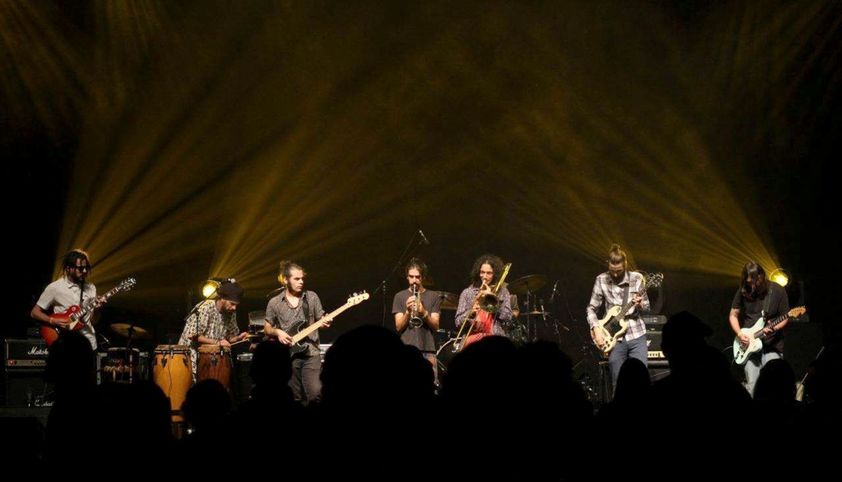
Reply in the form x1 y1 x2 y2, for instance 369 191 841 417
393 258 442 375
455 254 513 347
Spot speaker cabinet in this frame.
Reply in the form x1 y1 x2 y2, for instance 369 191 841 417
3 369 51 407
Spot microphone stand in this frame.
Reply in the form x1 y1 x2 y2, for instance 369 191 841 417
373 232 425 327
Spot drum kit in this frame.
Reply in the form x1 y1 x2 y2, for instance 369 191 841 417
434 273 563 375
100 322 152 384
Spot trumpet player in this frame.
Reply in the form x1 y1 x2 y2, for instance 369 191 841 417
393 258 441 372
455 254 513 341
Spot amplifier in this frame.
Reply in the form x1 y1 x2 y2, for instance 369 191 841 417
642 315 667 331
4 339 49 368
4 369 52 407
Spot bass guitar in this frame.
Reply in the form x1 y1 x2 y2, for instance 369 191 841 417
288 292 369 356
593 272 663 355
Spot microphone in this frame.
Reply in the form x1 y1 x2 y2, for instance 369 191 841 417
418 230 430 245
549 280 559 303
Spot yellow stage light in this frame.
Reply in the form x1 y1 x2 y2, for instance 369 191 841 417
770 269 789 287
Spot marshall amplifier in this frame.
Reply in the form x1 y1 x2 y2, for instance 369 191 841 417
643 315 666 359
5 338 49 368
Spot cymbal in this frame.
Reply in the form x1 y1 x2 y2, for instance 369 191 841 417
437 291 458 310
111 323 151 340
506 275 547 295
520 311 550 316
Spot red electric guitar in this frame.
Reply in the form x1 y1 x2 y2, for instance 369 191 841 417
40 278 136 346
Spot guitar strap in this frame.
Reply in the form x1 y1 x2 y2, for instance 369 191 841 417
302 290 311 324
622 282 630 312
301 291 315 354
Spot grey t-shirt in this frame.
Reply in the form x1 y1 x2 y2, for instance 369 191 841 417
265 291 325 356
392 288 442 353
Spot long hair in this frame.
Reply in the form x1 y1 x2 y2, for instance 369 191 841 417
405 257 428 280
469 254 504 287
278 260 304 286
740 261 768 301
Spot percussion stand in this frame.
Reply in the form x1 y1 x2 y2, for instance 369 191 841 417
126 325 135 384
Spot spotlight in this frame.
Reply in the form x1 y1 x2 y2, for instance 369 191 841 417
202 279 221 299
770 269 789 287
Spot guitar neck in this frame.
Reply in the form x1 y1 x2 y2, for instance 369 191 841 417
754 313 789 338
291 303 350 343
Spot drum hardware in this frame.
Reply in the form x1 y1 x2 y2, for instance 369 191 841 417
436 291 458 311
109 323 151 384
507 274 554 342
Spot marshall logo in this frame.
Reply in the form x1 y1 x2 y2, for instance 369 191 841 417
5 338 49 368
28 346 49 356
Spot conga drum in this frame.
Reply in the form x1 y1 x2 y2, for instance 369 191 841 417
197 344 232 391
152 345 192 421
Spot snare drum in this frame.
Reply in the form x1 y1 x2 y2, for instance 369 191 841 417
197 344 232 391
101 347 141 383
152 345 192 421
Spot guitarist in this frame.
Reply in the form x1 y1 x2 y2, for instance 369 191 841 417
729 261 790 397
264 260 331 405
31 249 101 349
586 244 650 388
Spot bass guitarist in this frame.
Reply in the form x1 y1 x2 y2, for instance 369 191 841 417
586 244 650 388
264 260 331 405
31 249 102 350
729 261 790 397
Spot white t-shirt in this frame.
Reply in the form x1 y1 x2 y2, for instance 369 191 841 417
37 277 98 349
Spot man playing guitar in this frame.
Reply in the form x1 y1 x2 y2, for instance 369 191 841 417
586 244 650 388
31 249 102 349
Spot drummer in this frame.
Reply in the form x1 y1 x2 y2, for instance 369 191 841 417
178 280 249 381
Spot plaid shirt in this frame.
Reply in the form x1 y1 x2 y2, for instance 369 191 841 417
586 271 650 341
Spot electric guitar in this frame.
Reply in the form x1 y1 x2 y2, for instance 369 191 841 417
287 292 369 356
40 278 137 346
593 272 663 355
732 306 806 365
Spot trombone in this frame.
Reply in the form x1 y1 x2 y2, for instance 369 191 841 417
453 263 512 350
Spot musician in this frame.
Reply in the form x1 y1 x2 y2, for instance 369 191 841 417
179 280 248 381
264 260 331 405
729 261 790 396
455 254 513 344
31 249 100 349
586 244 650 388
392 258 442 375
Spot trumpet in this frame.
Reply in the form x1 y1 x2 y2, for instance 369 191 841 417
408 283 424 328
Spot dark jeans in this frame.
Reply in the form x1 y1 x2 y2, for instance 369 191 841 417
608 335 648 387
290 352 322 405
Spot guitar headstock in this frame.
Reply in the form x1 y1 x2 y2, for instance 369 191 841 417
347 291 370 305
642 272 664 289
117 278 137 292
788 306 807 319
